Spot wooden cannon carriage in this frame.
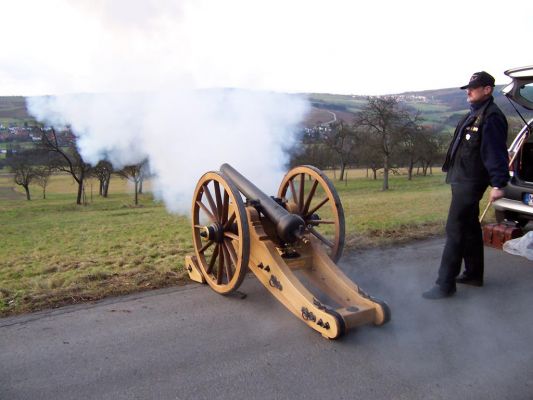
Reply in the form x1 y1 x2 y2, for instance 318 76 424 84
185 164 390 339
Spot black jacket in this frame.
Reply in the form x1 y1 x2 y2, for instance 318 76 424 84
442 96 509 188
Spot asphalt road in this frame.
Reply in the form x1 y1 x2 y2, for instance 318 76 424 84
1 238 533 400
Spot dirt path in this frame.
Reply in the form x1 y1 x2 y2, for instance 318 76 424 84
0 186 25 200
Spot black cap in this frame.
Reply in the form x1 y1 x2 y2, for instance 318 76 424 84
460 71 495 90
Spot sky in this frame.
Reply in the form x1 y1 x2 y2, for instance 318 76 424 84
1 0 532 97
2 0 532 213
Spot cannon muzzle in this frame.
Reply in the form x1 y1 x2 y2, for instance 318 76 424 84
220 163 305 243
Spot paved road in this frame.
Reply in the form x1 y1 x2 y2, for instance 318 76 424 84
322 111 337 125
1 238 533 400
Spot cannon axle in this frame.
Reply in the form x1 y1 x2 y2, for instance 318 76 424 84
199 223 234 243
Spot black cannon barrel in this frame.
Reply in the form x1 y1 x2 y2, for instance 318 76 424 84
220 163 305 243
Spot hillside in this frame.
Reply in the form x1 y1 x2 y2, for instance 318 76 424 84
0 96 32 121
1 88 532 133
400 86 533 119
308 85 533 134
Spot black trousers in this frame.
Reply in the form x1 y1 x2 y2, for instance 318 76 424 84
436 183 487 291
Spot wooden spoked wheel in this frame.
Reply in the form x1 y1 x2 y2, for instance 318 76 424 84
192 172 250 294
277 166 345 262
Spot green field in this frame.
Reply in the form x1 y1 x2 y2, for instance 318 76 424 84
0 118 36 125
0 142 35 150
0 173 193 316
407 102 451 113
0 141 37 160
0 169 495 316
309 93 367 111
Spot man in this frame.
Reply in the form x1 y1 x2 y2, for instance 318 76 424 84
423 71 509 299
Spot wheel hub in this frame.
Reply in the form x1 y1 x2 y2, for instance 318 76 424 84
200 223 225 243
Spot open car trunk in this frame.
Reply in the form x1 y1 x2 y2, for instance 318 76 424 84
503 65 533 183
508 117 533 186
491 66 533 225
516 139 533 183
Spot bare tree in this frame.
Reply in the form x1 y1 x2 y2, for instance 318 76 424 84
34 165 53 199
6 150 37 200
40 127 91 205
117 159 148 206
322 120 358 181
358 130 383 180
290 128 338 170
137 161 151 194
397 112 425 180
93 160 113 197
357 97 410 190
417 128 447 176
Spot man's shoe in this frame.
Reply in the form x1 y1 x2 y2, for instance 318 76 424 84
422 285 456 300
456 274 483 287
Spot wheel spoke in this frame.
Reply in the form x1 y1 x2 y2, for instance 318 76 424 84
206 244 219 274
196 200 216 223
298 173 305 213
289 179 298 207
217 245 224 284
214 181 223 222
306 197 329 217
202 184 218 221
199 240 214 254
224 211 236 230
302 179 319 216
222 243 234 281
224 239 238 267
224 232 240 241
222 190 229 224
309 227 334 248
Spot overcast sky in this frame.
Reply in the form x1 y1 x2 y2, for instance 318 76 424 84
1 0 532 97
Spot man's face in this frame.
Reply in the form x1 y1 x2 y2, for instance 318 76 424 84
466 86 492 104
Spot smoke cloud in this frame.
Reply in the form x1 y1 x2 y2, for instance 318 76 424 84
17 0 309 214
27 89 308 213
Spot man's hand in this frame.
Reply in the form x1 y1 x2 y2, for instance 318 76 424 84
489 187 505 203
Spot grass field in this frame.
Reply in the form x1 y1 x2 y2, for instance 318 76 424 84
0 173 193 316
0 169 494 316
0 142 35 151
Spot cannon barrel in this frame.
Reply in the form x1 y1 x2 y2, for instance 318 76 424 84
220 163 305 243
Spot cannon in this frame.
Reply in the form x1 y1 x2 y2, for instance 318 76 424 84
185 163 390 339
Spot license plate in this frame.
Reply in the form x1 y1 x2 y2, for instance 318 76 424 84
523 193 533 206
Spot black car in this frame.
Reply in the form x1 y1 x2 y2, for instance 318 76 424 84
492 65 533 226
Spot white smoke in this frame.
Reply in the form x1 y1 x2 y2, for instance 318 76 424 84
27 89 308 213
10 0 310 213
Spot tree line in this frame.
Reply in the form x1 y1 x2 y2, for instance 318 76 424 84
4 127 148 204
291 96 449 190
4 96 452 203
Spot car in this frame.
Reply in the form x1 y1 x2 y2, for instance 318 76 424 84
492 65 533 226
